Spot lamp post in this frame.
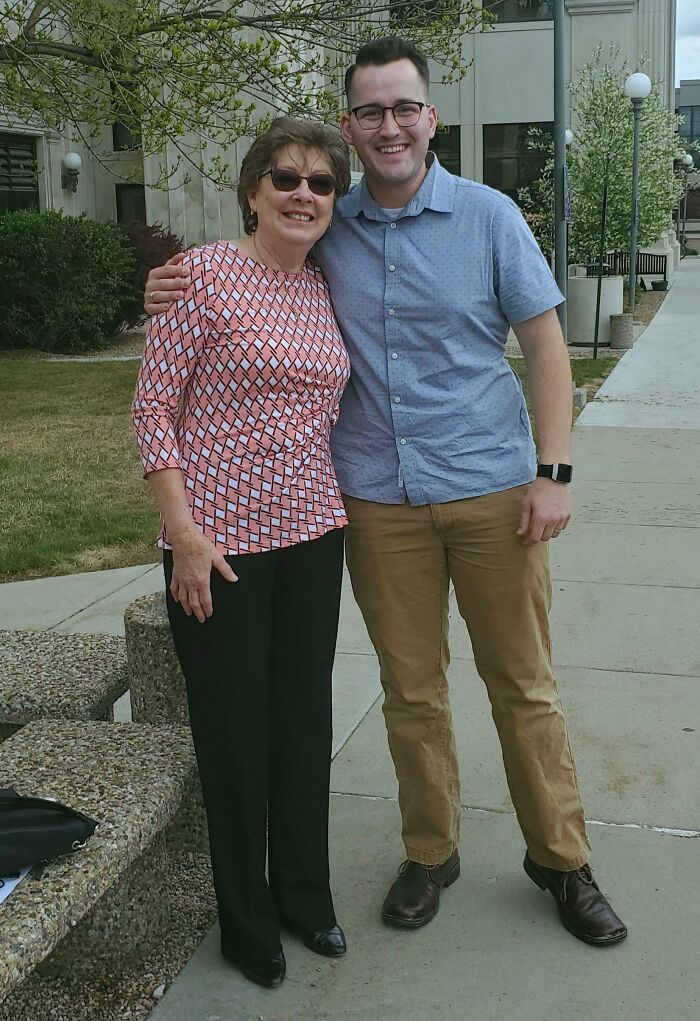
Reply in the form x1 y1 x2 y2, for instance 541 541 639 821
592 149 610 359
553 0 567 338
681 152 694 249
623 72 652 313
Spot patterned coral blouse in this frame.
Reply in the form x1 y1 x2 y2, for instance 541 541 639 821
132 241 350 555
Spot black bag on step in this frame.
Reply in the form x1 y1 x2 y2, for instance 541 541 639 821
0 787 98 874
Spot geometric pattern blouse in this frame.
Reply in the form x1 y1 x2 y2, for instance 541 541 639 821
133 241 350 555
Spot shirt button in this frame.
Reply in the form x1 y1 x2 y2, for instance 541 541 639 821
391 352 398 359
390 222 397 229
400 438 407 445
394 396 401 403
389 264 396 272
388 308 395 316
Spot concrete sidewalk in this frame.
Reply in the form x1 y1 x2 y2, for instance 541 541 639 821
2 258 699 1019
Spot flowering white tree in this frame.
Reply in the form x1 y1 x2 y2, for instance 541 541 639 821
520 47 684 262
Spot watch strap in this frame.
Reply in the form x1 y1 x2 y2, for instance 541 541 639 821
537 463 573 483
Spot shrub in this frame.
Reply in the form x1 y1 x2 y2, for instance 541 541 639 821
0 210 135 353
110 221 183 332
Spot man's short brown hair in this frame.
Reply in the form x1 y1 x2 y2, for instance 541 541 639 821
344 37 430 106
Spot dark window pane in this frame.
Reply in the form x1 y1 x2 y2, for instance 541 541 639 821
111 81 142 151
0 133 39 214
113 121 142 152
116 183 146 225
678 107 692 137
692 106 700 142
483 0 554 24
482 122 552 204
429 125 461 176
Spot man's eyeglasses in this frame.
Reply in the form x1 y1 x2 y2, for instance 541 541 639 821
260 168 337 196
350 102 427 130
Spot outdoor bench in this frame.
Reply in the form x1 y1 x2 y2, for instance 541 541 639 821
124 593 189 726
0 718 199 1015
124 594 208 849
0 630 129 742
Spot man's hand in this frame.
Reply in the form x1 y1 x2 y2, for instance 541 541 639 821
170 528 238 623
145 253 191 316
516 477 571 546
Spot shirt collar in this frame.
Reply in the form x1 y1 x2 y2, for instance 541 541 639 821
337 153 456 221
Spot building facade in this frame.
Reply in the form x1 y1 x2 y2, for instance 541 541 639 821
674 78 700 223
675 78 700 167
0 0 678 246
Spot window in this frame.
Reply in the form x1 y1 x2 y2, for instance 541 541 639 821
113 121 142 152
483 0 554 24
482 122 552 203
389 0 460 27
0 133 39 214
676 105 700 168
678 105 700 141
429 125 461 176
677 106 692 138
111 81 142 152
116 183 146 224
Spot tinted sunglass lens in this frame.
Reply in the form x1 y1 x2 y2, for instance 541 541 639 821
269 169 335 195
270 170 300 191
308 176 336 195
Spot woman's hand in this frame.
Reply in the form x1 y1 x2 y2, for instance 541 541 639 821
170 528 238 623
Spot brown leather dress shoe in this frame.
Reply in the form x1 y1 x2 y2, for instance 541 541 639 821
524 852 628 947
382 850 460 928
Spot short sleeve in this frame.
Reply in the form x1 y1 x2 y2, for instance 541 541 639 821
491 196 564 325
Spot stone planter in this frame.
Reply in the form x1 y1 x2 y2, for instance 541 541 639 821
567 275 624 347
610 313 634 350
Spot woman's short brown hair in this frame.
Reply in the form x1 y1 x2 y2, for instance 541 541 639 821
237 117 351 235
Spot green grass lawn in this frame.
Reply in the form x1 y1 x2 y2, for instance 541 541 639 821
0 355 618 581
0 360 159 581
508 356 617 419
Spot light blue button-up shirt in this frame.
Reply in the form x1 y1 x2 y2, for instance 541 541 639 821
314 156 564 505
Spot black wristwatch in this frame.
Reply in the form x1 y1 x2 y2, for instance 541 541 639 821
537 463 573 483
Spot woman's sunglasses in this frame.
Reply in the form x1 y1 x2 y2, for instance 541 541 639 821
260 168 337 196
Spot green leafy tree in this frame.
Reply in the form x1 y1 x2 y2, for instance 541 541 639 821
520 46 685 262
0 1 489 186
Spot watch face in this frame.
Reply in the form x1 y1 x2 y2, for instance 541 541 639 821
553 463 572 483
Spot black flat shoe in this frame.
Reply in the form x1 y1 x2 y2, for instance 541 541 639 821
301 924 347 958
227 950 286 989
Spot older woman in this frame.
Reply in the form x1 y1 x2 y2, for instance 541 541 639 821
132 118 351 990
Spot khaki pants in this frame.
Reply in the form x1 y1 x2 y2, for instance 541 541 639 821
343 487 590 871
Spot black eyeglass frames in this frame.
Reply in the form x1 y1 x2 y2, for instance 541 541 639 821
260 168 337 196
350 102 427 130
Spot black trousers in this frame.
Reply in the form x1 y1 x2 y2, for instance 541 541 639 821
164 527 344 964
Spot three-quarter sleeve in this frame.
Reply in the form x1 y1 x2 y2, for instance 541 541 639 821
132 250 210 476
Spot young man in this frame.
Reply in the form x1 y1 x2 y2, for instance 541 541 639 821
145 37 626 947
